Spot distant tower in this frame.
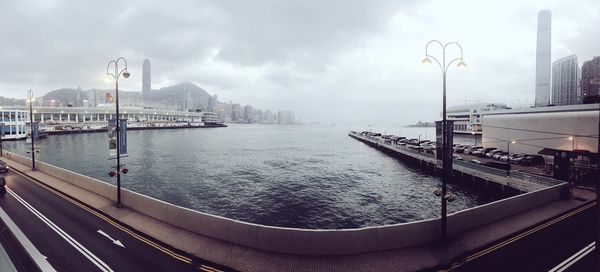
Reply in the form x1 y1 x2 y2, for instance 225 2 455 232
535 10 551 107
142 59 151 99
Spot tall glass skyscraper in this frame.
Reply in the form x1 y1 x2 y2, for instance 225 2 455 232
142 59 151 98
535 10 551 107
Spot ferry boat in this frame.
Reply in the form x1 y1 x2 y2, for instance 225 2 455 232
201 112 227 127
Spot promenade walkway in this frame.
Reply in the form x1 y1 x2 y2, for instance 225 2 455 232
1 156 594 272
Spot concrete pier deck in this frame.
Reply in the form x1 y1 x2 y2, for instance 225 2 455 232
348 132 562 194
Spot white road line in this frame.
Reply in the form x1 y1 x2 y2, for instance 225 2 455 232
548 241 595 272
7 188 113 272
0 205 56 272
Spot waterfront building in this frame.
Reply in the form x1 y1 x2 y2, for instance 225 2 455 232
551 55 580 105
481 103 598 155
142 59 151 99
0 109 29 140
446 103 511 134
581 56 600 104
2 106 206 131
535 10 552 107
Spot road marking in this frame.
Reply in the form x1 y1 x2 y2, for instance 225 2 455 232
548 241 595 272
11 169 194 264
97 230 125 248
7 188 114 272
199 264 224 272
446 201 595 270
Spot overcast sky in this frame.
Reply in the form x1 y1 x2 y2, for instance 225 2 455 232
0 0 598 125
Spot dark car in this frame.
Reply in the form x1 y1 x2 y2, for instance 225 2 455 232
484 161 511 170
0 161 8 173
0 177 5 196
520 155 545 166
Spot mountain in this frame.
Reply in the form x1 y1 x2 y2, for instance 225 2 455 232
144 82 213 110
39 82 214 110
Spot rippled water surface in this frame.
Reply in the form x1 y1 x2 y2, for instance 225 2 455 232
4 124 496 228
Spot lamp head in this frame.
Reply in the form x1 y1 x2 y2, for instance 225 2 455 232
568 137 574 140
457 60 467 68
122 70 130 79
421 57 432 64
510 140 516 144
104 75 113 84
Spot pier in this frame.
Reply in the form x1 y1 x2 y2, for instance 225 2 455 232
348 131 563 194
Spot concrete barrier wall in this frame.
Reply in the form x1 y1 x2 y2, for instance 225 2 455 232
2 150 567 256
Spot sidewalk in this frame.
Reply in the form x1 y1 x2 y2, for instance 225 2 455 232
3 157 594 272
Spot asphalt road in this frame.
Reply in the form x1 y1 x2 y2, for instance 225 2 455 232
441 200 598 272
0 170 232 272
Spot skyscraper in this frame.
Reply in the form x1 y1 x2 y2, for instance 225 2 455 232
551 55 579 105
581 56 600 104
535 10 551 107
142 59 151 98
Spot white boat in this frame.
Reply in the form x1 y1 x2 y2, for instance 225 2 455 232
201 112 227 127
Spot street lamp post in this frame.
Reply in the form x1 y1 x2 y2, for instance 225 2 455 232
568 136 575 151
597 94 600 270
27 90 36 170
507 140 515 176
422 40 466 241
106 57 130 208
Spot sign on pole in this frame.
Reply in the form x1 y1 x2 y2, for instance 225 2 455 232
119 119 127 156
32 122 39 141
108 119 128 159
435 120 455 169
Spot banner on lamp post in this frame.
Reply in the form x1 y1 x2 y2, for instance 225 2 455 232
435 120 454 169
108 119 128 159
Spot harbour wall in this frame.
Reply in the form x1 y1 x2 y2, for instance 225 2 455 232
2 150 567 256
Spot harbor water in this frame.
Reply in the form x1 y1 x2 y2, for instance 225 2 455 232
4 124 494 229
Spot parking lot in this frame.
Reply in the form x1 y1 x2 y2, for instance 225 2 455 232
454 151 549 177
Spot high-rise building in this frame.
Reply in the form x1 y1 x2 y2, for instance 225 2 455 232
535 10 552 107
551 55 580 105
142 59 151 98
581 56 600 104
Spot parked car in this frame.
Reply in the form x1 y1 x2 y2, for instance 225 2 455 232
478 147 497 157
509 153 525 164
520 155 545 166
454 145 470 154
0 161 7 173
486 150 504 158
493 152 509 160
0 177 5 196
452 154 463 160
464 146 482 155
484 161 511 170
499 155 510 162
